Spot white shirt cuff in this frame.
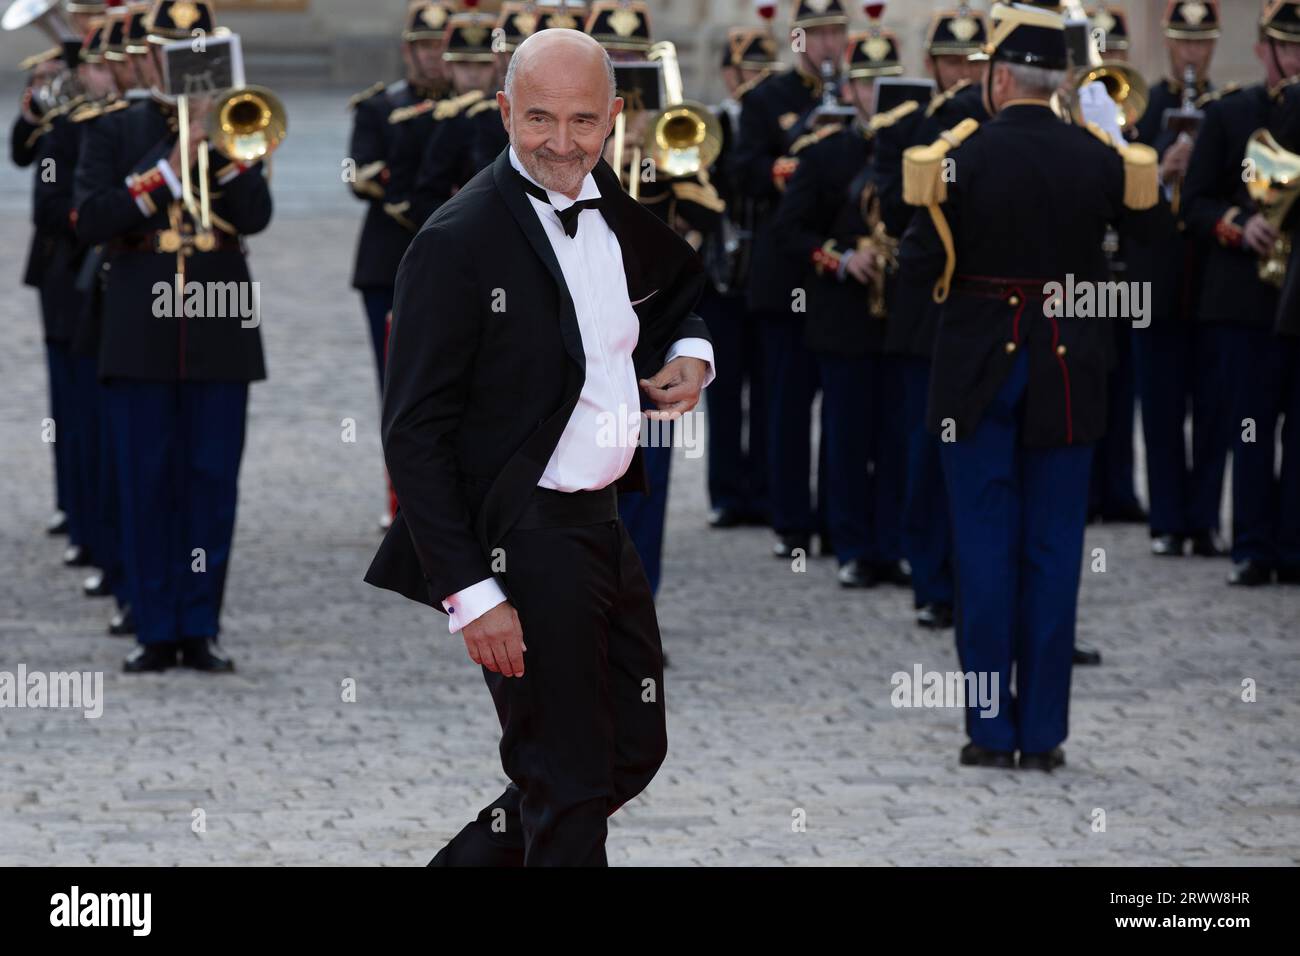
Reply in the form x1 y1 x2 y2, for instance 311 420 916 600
665 336 716 390
442 577 508 635
155 158 183 200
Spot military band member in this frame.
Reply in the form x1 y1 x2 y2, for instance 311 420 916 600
1276 80 1300 335
1127 0 1231 559
14 46 75 540
700 26 779 529
885 6 988 628
773 25 913 589
407 10 508 227
1183 0 1300 586
74 0 274 672
730 0 850 560
347 0 454 389
899 3 1158 769
1086 3 1147 526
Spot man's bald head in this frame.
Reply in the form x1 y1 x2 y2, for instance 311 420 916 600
504 28 616 105
499 29 622 199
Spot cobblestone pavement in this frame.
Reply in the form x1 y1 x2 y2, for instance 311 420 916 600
2 93 1298 866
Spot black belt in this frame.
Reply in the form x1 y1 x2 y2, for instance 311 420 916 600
952 275 1060 302
513 485 619 531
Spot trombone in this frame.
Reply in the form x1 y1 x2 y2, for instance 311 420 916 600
1052 1 1148 134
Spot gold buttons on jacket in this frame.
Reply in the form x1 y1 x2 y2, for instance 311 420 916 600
1005 341 1017 353
1008 295 1021 306
1057 344 1067 356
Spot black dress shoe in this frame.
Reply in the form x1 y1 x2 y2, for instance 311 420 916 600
959 742 1016 769
772 533 811 558
1228 561 1274 587
873 560 912 587
708 507 746 529
1190 531 1226 558
62 545 91 567
837 560 875 588
46 511 68 536
1073 645 1102 666
83 572 112 597
123 643 177 673
916 603 954 629
1018 748 1066 772
108 606 135 637
427 821 525 867
179 639 235 673
1150 534 1185 557
1276 567 1300 585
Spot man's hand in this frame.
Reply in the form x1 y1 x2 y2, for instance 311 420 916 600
640 355 707 421
1242 213 1280 258
844 248 879 286
20 87 39 125
461 600 526 677
1160 133 1194 184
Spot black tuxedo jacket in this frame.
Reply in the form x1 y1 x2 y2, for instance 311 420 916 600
365 147 711 608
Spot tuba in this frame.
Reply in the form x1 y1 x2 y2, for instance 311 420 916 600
643 41 723 179
1245 129 1300 288
4 0 83 118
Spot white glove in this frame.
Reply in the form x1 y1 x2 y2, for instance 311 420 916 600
1078 80 1124 144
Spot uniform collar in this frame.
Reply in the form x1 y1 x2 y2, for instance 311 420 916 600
508 145 601 211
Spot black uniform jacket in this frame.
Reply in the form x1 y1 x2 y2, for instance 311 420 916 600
773 121 884 357
728 67 821 314
1123 77 1214 327
74 96 272 382
900 104 1154 449
365 148 711 608
889 81 988 358
1183 83 1290 327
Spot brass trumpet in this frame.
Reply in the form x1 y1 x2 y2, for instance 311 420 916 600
643 41 723 179
207 85 288 162
1245 128 1300 288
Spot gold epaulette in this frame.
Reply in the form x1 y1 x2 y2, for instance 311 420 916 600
733 68 775 102
347 81 387 111
389 99 435 124
433 89 486 121
903 118 979 207
670 179 726 213
1195 82 1242 109
925 78 972 118
869 99 919 133
466 99 499 118
19 46 63 72
789 122 841 156
70 103 102 124
902 117 980 304
1083 122 1159 210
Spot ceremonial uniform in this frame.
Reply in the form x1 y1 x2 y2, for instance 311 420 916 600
74 0 274 669
1127 7 1232 555
772 25 910 587
887 8 989 623
899 5 1158 765
1183 61 1300 582
699 28 776 528
728 0 848 553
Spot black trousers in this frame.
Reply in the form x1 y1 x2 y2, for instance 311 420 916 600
431 503 667 867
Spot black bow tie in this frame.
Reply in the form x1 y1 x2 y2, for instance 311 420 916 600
517 173 604 238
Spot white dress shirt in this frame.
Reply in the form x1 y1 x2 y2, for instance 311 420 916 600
441 146 716 634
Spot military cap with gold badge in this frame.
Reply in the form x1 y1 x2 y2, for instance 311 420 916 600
79 17 108 64
1087 6 1130 53
144 0 216 42
1261 0 1300 41
123 2 151 54
584 1 652 52
536 1 589 32
926 5 989 57
404 1 454 42
1163 0 1222 39
496 2 543 53
103 2 129 62
727 27 782 71
792 0 851 29
846 25 904 79
443 10 497 62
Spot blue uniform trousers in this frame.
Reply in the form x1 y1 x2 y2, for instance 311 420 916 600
106 380 249 646
699 287 768 520
362 288 395 391
618 436 672 597
940 353 1093 754
1090 325 1141 516
900 356 954 607
45 341 74 525
1132 321 1232 538
1224 327 1300 569
758 313 820 536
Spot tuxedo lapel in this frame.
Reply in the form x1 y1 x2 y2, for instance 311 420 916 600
491 149 585 375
